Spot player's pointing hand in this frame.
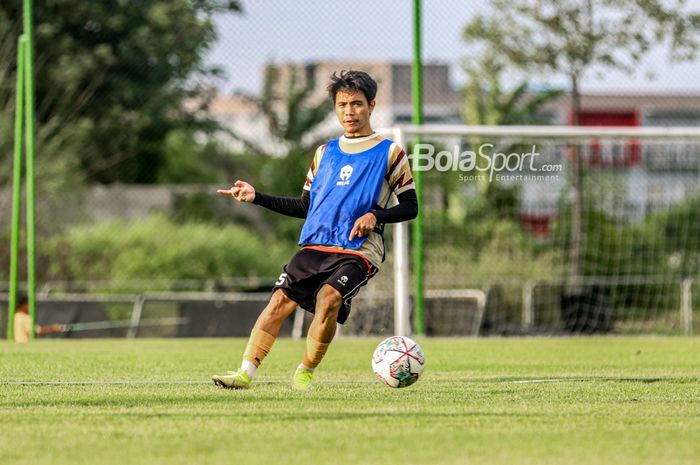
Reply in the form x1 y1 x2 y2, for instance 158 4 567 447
217 180 256 203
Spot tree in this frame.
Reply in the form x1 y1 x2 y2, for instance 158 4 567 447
463 51 563 128
230 64 333 196
0 0 241 184
462 50 563 198
464 0 700 286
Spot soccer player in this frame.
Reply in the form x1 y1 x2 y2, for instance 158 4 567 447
212 70 417 390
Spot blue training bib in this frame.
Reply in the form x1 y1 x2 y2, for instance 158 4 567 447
299 138 391 250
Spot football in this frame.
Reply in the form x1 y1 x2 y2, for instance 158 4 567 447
371 336 425 388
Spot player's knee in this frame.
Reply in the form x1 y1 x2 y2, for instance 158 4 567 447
264 290 297 321
316 285 342 320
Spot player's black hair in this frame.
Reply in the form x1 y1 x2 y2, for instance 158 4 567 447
17 293 28 307
327 70 377 104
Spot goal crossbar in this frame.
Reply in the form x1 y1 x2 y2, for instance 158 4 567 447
384 124 700 139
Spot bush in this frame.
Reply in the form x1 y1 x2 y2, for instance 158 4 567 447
41 214 294 283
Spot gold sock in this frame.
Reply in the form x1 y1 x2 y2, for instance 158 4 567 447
242 328 276 367
302 335 331 369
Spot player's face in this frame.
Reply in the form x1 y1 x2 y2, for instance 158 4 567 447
334 90 375 136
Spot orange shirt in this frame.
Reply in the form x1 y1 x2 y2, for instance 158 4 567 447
14 312 32 343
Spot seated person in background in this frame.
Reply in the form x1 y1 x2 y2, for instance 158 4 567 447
13 295 65 343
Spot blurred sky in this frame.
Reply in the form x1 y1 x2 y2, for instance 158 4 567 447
207 0 700 96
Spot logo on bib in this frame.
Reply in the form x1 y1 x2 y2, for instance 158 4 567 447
337 275 349 286
337 164 353 186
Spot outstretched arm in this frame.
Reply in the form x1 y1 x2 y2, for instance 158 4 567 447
253 190 310 219
36 324 67 337
217 180 310 219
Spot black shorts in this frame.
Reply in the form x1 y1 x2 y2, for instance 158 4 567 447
272 247 378 324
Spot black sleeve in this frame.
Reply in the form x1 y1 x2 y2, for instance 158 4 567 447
371 189 418 224
252 190 310 219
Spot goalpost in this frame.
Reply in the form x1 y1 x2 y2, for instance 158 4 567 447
383 124 700 337
7 0 38 341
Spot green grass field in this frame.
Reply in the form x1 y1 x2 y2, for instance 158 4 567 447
1 337 699 465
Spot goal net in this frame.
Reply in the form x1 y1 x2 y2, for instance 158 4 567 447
348 124 700 336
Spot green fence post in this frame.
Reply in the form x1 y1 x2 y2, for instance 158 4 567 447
23 0 37 339
412 0 425 336
7 36 26 341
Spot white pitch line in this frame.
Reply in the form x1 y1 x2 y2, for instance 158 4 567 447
0 379 367 386
509 378 594 384
508 377 674 384
0 381 209 386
